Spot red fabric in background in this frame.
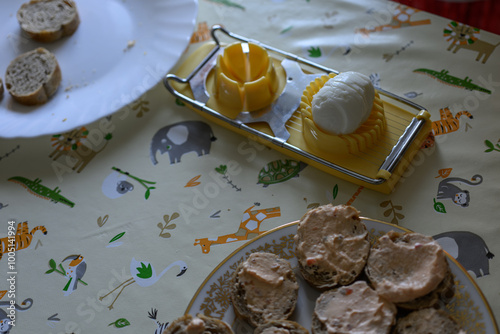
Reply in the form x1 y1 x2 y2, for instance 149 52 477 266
392 0 500 35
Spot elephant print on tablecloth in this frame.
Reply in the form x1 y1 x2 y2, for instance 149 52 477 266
150 121 217 165
433 231 494 277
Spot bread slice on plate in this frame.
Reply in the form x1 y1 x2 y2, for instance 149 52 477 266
294 204 370 289
17 0 80 43
312 280 397 334
254 320 309 334
396 263 455 310
393 308 466 334
5 47 62 105
365 231 448 304
164 314 234 334
230 252 299 327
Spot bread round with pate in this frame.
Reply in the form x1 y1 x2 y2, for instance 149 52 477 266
312 280 397 334
393 308 466 334
230 252 299 327
164 314 234 334
254 320 309 334
365 231 448 304
17 0 80 43
294 204 370 289
396 263 455 310
4 47 61 105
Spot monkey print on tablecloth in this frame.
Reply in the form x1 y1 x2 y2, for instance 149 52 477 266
436 174 483 207
0 298 33 334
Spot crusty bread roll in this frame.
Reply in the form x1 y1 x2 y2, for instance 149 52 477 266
365 231 448 304
230 252 299 327
312 280 397 334
4 47 61 105
164 314 234 334
393 308 466 334
17 0 80 43
254 320 309 334
294 204 370 289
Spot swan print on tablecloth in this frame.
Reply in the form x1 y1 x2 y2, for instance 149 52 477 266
99 259 188 310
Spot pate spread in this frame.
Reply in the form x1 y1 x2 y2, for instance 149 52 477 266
394 308 466 334
237 252 298 322
366 231 448 304
260 328 291 334
185 317 206 334
314 280 396 334
294 204 370 288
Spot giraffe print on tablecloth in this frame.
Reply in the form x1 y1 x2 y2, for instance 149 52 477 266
194 205 281 254
356 4 431 36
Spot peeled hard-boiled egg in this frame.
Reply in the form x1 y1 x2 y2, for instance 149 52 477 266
311 71 375 135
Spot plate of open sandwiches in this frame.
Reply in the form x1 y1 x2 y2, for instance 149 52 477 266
0 0 197 138
173 204 498 334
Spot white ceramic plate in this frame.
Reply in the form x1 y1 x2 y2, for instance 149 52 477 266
186 219 499 334
0 0 197 138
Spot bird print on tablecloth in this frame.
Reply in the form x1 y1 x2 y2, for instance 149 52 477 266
62 255 87 296
99 259 188 310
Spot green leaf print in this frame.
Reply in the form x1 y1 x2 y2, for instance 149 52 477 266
433 198 447 213
215 165 228 174
207 0 245 10
108 318 131 328
308 46 322 58
484 139 500 152
109 232 125 243
332 184 339 200
136 262 153 279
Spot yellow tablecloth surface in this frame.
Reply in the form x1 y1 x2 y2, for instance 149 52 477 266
1 0 499 333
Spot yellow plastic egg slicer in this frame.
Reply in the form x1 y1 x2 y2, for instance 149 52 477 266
164 26 432 194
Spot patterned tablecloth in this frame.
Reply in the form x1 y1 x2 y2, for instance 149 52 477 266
1 0 499 333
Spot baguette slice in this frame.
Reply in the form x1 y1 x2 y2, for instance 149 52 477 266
312 280 396 334
254 320 309 334
365 231 448 304
164 314 234 334
393 308 466 334
230 252 299 327
17 0 80 43
294 204 370 289
5 47 61 105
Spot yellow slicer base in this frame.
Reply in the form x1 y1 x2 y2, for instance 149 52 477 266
165 30 432 194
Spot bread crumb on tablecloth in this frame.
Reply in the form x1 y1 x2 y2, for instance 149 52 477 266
124 40 136 52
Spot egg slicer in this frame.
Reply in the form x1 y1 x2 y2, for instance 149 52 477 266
164 25 432 194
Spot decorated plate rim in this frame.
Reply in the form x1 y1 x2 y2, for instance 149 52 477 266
186 218 499 333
